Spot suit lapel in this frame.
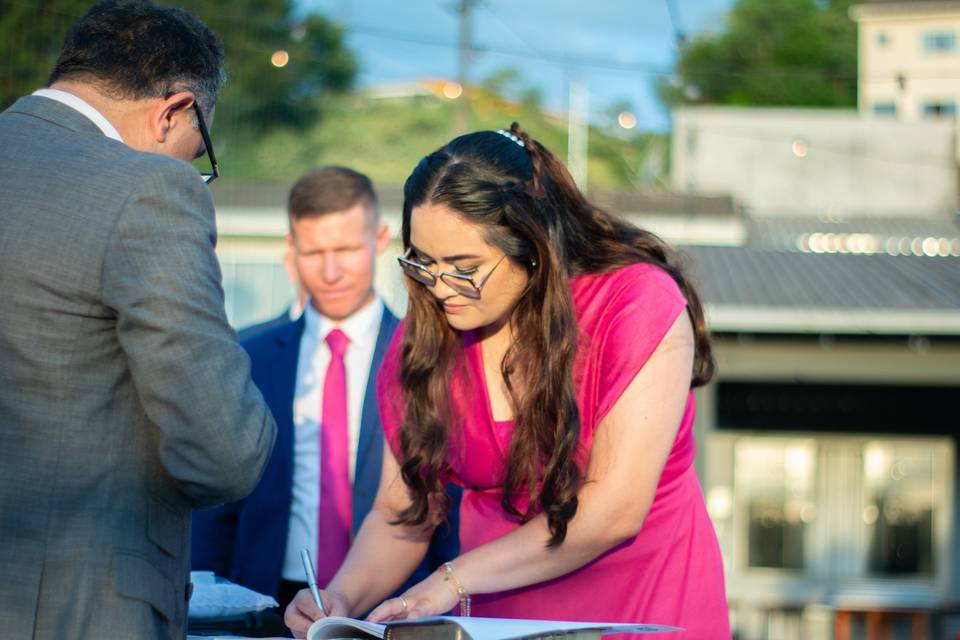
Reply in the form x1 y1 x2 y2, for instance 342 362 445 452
352 307 399 532
270 316 305 437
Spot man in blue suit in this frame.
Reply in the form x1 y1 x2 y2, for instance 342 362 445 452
192 167 459 616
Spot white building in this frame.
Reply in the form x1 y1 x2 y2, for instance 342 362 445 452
851 0 960 122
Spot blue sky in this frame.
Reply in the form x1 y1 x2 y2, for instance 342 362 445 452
297 0 735 131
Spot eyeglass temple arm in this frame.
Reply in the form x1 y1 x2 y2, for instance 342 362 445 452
475 255 507 291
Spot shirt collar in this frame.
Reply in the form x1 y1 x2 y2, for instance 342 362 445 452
32 88 124 143
303 295 384 347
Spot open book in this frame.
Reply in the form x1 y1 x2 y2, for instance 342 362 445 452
307 616 680 640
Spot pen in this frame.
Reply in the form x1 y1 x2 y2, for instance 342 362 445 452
299 548 329 616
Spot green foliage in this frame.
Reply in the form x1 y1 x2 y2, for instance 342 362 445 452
217 87 668 191
661 0 857 107
0 1 660 192
481 66 544 109
173 1 356 132
0 0 357 130
0 0 90 108
482 67 523 95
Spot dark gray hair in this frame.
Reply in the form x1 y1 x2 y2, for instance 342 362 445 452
48 0 226 117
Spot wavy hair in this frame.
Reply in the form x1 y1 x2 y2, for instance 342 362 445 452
395 123 715 546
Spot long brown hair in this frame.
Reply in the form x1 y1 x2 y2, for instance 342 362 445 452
396 123 714 546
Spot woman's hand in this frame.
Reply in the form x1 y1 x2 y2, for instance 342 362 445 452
284 588 351 639
365 569 460 623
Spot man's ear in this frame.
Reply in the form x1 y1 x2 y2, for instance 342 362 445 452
148 91 195 143
374 222 391 255
283 233 297 280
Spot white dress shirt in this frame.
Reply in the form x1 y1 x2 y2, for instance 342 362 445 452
32 88 124 142
281 296 384 581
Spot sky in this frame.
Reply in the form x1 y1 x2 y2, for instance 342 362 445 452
296 0 736 131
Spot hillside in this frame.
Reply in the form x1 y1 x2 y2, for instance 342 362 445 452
213 85 668 191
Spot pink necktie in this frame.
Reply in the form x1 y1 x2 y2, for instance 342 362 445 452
315 328 351 586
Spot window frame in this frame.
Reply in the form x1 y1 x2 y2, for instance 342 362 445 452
713 432 954 604
922 31 956 53
871 102 897 118
921 101 957 119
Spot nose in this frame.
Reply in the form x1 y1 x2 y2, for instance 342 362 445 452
430 275 459 300
321 253 342 282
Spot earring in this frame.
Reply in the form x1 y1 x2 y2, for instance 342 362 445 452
530 258 538 268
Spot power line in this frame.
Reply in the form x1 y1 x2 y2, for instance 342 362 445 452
343 21 960 86
664 0 686 48
477 0 544 58
340 21 960 86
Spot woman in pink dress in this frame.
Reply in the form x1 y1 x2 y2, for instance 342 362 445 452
285 124 729 638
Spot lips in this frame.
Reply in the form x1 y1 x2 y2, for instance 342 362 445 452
443 302 467 313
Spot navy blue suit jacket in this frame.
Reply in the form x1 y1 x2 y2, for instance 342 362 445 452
191 306 460 600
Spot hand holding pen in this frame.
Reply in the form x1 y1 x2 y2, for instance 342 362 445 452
299 548 329 616
286 548 351 638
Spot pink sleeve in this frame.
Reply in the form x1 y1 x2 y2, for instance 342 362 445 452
376 320 406 462
591 264 688 426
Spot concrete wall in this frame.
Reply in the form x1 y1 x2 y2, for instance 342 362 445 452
671 106 957 217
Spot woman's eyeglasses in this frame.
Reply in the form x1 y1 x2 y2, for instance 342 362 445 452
397 248 506 300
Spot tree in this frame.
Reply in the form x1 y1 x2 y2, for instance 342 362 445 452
660 0 857 108
176 0 357 131
0 0 357 130
482 67 522 96
0 0 91 108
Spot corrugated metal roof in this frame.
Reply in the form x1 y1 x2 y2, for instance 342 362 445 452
681 245 960 334
683 246 960 310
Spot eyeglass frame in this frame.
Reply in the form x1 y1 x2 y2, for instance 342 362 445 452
191 102 219 184
397 248 507 299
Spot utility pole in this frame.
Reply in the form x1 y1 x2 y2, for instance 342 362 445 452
455 0 477 135
567 79 589 192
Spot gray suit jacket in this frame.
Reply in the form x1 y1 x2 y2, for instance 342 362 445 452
0 96 277 640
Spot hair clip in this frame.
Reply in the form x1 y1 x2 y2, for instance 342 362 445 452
496 129 525 148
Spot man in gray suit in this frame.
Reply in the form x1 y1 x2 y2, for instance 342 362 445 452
0 2 277 639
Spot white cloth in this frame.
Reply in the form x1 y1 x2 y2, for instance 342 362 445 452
281 296 384 581
32 88 124 142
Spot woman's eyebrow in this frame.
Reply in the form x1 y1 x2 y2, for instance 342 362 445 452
410 245 482 262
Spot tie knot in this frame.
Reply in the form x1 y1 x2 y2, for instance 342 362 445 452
325 328 349 357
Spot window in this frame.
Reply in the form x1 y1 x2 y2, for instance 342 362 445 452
922 101 957 119
718 434 951 585
876 31 889 47
735 439 816 570
219 258 296 328
923 32 956 52
872 102 897 117
863 443 935 576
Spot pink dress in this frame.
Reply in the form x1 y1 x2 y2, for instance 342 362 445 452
378 263 730 638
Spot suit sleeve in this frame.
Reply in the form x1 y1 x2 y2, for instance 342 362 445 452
100 160 277 508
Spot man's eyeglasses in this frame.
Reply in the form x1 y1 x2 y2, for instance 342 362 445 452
192 103 219 184
398 248 506 300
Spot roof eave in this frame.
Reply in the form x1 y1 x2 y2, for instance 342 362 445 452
706 305 960 335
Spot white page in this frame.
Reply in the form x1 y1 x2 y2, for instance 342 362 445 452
388 616 681 638
306 616 386 640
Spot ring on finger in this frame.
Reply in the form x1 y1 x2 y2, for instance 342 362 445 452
398 595 409 612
